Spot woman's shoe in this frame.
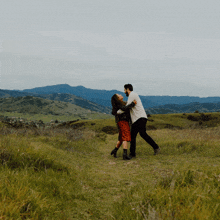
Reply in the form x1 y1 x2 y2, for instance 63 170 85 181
123 154 131 160
111 148 118 158
123 149 131 160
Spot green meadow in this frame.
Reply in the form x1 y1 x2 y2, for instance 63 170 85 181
1 112 220 219
0 111 112 123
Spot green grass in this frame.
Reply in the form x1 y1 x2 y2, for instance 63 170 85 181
0 111 113 123
1 113 220 219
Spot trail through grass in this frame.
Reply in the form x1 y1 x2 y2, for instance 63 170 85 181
1 117 220 219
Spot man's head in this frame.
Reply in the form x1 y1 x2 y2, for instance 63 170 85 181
124 84 133 97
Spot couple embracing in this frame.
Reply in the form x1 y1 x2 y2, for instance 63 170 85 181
111 84 160 160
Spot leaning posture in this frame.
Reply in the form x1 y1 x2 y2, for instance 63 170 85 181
123 84 160 157
111 94 136 160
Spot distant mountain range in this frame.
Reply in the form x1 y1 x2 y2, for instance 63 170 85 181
146 102 220 114
0 88 111 114
20 84 118 107
1 84 220 114
20 84 220 108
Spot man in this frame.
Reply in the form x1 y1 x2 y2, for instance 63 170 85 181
123 84 160 157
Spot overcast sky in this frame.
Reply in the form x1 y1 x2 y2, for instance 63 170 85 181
0 0 220 97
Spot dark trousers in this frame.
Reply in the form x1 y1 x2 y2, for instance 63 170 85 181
130 118 159 155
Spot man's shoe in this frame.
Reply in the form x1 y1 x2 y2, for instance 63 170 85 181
154 147 160 155
129 153 136 158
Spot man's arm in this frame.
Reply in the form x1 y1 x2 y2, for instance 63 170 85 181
116 101 135 114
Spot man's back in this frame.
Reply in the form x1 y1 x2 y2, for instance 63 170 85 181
127 91 147 124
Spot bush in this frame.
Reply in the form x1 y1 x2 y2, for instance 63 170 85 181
187 115 199 121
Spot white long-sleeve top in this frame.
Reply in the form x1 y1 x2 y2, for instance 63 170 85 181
126 91 147 124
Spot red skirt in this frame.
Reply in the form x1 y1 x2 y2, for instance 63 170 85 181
117 120 131 142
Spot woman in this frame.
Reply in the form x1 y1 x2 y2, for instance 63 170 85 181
110 94 136 160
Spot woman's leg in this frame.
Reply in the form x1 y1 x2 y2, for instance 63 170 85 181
122 141 128 149
122 141 131 160
115 121 131 160
116 140 123 148
111 139 122 158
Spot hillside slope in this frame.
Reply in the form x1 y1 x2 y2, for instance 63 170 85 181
0 96 105 117
38 93 111 114
0 89 111 114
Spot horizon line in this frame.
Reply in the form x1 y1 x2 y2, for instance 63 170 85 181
1 84 220 98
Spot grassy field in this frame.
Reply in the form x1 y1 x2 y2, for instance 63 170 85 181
1 113 220 219
0 111 113 123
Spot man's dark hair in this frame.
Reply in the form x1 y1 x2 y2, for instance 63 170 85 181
124 84 133 91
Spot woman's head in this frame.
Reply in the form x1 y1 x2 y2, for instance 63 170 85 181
116 94 123 101
111 94 124 108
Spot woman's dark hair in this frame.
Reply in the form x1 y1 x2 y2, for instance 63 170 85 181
111 94 125 115
111 94 121 108
124 84 133 91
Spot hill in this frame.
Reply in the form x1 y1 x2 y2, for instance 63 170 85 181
146 102 220 114
20 84 220 108
0 96 112 120
2 84 220 114
38 93 111 114
0 89 34 98
0 89 111 114
21 84 117 107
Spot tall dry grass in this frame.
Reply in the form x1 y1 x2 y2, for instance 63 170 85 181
0 116 220 219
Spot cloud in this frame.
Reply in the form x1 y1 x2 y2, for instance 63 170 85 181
38 30 220 61
1 0 220 96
